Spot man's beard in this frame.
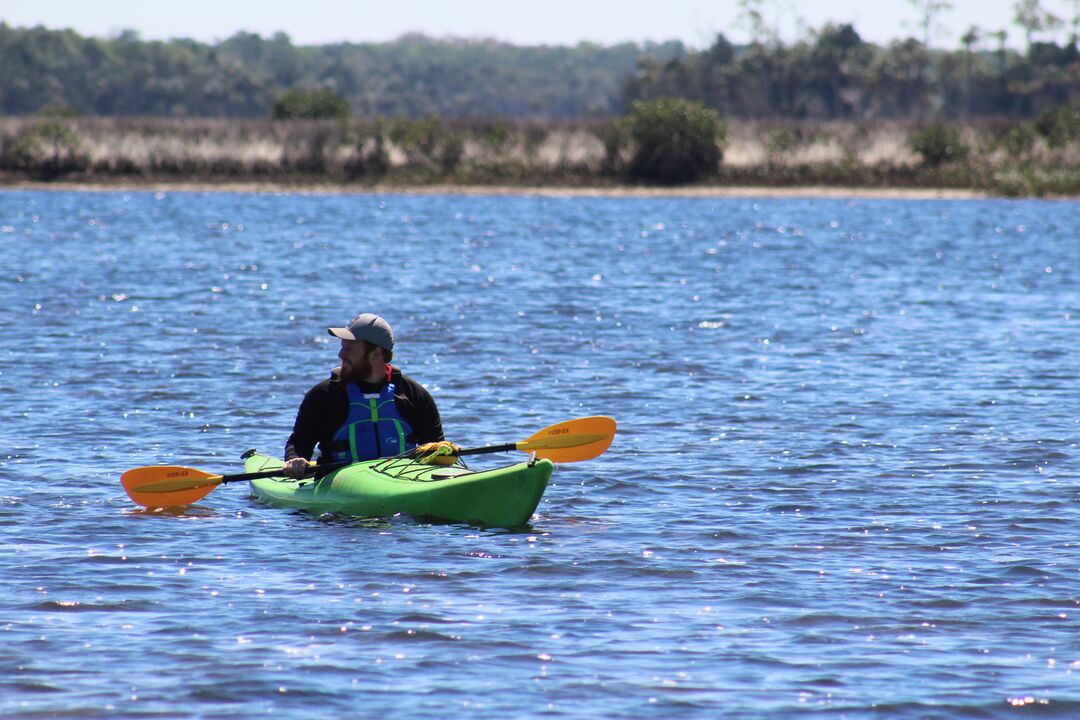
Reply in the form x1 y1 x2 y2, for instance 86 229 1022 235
341 353 372 384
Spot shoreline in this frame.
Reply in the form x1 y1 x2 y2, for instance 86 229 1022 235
0 179 992 200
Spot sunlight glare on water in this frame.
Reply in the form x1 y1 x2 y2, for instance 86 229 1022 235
0 189 1077 718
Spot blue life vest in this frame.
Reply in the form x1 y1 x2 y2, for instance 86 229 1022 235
331 382 415 463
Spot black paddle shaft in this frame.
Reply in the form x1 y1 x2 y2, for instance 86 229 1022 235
457 443 518 457
218 461 349 484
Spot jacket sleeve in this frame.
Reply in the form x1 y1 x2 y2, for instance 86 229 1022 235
285 383 333 461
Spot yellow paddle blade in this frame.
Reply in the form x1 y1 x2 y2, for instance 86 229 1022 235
120 466 224 509
518 416 616 463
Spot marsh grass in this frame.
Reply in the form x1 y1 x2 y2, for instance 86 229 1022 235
2 116 1079 195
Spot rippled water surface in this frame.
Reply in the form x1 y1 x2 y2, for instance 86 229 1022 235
1 189 1078 718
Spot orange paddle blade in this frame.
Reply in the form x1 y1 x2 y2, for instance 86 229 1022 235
120 465 224 509
518 416 616 463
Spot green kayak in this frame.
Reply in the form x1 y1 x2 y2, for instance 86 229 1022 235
242 451 553 527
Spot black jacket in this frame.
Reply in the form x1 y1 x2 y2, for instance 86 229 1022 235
285 365 444 462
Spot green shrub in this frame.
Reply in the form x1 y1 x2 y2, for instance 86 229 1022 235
765 127 795 165
389 115 463 172
439 130 465 173
622 98 726 184
271 89 351 120
521 124 550 164
1034 104 1080 148
478 120 512 155
345 120 390 179
2 119 89 179
600 120 629 175
909 123 969 167
280 124 340 174
1001 122 1039 157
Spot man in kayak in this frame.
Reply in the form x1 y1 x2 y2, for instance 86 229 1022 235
282 313 447 478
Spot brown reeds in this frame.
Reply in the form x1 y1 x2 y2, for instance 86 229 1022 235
2 116 1079 196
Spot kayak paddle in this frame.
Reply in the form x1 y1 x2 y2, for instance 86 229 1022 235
120 462 345 510
457 415 616 463
120 416 616 509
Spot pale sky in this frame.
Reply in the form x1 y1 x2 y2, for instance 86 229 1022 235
3 0 1076 49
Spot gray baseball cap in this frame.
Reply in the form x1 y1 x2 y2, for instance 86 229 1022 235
328 313 394 350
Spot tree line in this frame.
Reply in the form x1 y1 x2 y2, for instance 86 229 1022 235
0 12 1078 122
624 24 1080 120
0 24 681 119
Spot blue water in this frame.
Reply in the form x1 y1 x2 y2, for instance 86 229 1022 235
1 188 1077 718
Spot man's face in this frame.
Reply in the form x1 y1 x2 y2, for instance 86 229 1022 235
338 340 379 383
